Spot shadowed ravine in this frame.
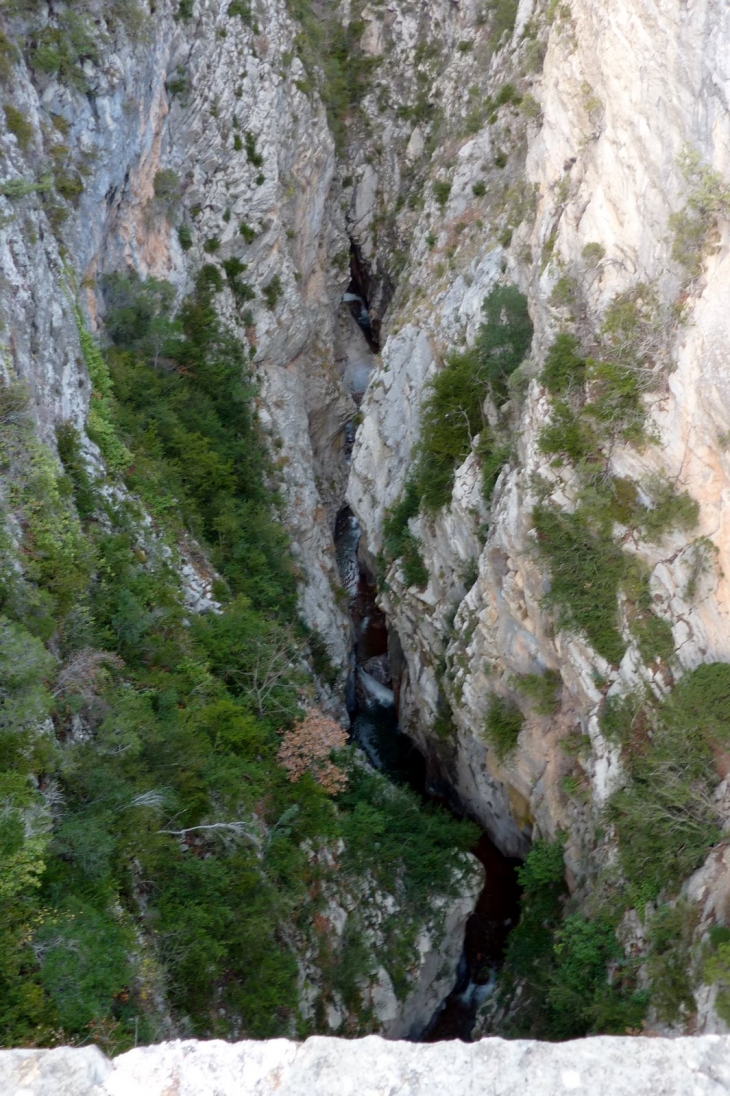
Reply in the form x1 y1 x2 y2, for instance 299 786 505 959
334 508 522 1041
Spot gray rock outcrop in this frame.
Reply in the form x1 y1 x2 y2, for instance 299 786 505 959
3 1034 730 1095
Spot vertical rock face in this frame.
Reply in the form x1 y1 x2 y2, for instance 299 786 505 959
6 0 730 1047
345 0 730 1032
2 0 353 661
0 0 485 1042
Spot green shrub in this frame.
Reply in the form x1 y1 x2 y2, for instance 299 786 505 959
539 333 586 395
639 476 699 541
496 82 521 106
703 927 730 1024
486 0 519 47
670 147 730 280
532 503 627 664
178 223 193 250
3 105 33 152
514 670 561 714
484 695 523 759
54 168 84 203
153 168 181 205
477 433 511 504
2 175 52 199
0 30 18 83
197 263 224 293
228 0 252 21
240 222 257 244
400 534 429 588
382 479 421 562
244 131 264 167
549 275 579 310
203 236 221 254
630 609 674 665
538 400 599 465
500 838 646 1039
472 180 486 198
412 285 532 512
432 180 452 209
582 241 605 267
262 275 283 311
29 12 102 92
646 902 698 1023
222 257 255 302
605 663 730 905
166 67 188 97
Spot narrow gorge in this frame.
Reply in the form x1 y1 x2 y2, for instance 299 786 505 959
3 0 730 1087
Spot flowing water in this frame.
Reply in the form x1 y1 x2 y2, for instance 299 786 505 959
334 507 522 1042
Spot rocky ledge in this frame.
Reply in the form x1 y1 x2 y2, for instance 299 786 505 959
3 1035 730 1095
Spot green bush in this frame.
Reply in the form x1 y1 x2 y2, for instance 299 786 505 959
703 926 730 1024
646 902 698 1023
262 274 284 311
54 168 84 203
3 105 33 152
514 670 561 714
484 695 523 759
532 503 627 664
0 29 18 83
228 0 252 21
670 147 730 280
28 11 101 92
412 285 532 512
472 180 486 198
222 257 255 301
539 333 586 395
486 0 519 47
539 400 599 464
639 476 699 541
240 222 257 243
382 479 421 561
605 663 730 905
153 168 181 205
400 534 429 589
432 180 452 209
244 131 264 168
500 839 646 1039
178 223 193 250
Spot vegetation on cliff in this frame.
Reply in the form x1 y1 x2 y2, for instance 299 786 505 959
0 276 477 1051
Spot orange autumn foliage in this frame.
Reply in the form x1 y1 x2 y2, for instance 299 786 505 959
277 709 348 794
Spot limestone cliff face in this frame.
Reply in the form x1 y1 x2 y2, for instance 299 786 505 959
346 0 730 1030
1 0 352 661
7 0 730 1046
0 0 485 1040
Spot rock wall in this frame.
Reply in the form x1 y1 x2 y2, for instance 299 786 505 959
346 0 730 1030
3 1034 730 1095
1 0 354 662
0 0 481 1043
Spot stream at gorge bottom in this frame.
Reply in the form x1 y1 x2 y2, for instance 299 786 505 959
335 508 523 1042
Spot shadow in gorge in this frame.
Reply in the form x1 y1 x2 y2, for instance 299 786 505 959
334 505 523 1042
342 241 384 353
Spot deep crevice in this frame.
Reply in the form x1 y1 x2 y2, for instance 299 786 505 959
334 505 523 1042
343 240 395 353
